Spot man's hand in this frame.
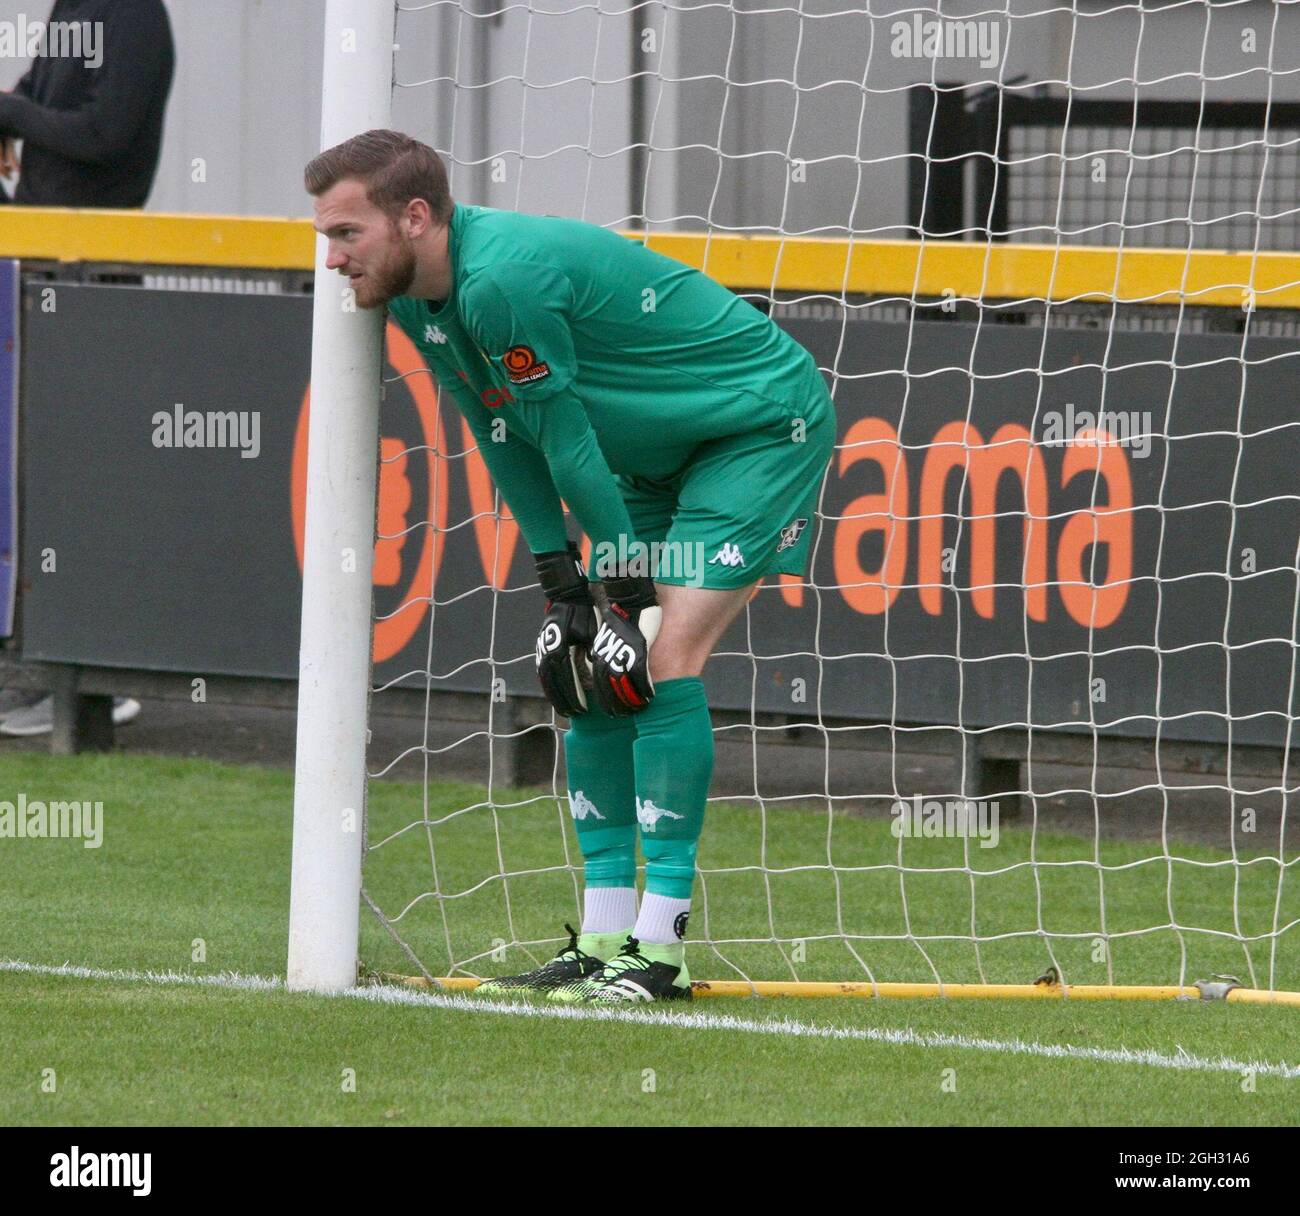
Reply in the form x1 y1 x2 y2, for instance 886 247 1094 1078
0 138 19 178
590 574 661 716
534 543 596 717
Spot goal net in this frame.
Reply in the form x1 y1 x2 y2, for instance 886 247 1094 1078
339 0 1300 995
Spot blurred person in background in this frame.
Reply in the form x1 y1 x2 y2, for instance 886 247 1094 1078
0 0 174 735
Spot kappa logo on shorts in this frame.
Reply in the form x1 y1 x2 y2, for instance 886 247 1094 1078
776 517 809 553
708 542 746 567
502 344 551 385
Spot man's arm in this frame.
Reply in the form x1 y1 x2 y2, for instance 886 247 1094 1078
463 261 661 714
1 67 33 184
0 3 172 163
439 362 606 714
497 378 639 566
450 376 572 555
461 261 639 569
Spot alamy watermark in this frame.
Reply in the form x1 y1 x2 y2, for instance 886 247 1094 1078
1039 404 1153 459
891 795 1000 849
590 536 706 586
152 405 261 459
890 15 1002 69
50 1147 150 1196
0 17 102 67
0 794 102 848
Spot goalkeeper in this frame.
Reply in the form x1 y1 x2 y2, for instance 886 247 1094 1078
307 130 834 1003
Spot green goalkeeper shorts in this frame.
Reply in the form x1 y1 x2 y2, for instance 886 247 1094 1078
611 365 835 590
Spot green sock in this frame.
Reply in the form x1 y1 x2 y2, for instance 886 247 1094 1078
564 705 638 891
633 676 713 900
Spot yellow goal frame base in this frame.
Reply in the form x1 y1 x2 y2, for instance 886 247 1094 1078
380 972 1300 1006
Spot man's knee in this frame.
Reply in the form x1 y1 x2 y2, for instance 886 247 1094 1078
648 637 706 683
645 581 758 683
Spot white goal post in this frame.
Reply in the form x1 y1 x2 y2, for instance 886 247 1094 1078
286 0 396 993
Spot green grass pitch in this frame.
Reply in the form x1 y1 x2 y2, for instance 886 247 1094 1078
0 751 1296 1125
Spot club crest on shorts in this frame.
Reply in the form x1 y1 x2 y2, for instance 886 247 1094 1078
776 517 809 553
502 344 551 384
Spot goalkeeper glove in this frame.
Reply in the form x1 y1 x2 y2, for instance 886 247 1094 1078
534 543 597 716
590 573 662 716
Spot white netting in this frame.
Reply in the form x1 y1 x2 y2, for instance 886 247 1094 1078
361 0 1300 991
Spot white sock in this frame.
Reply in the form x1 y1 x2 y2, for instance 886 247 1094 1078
633 893 692 946
582 886 637 934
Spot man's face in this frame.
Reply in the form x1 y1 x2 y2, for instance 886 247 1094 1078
313 178 415 309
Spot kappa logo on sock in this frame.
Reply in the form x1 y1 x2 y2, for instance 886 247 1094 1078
569 790 605 821
636 796 684 832
673 911 690 940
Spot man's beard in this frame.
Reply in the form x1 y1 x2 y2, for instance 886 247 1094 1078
355 239 416 309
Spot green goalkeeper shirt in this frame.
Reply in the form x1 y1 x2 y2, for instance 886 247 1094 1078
387 201 820 557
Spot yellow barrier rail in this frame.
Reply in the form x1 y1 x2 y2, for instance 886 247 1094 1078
3 208 1300 308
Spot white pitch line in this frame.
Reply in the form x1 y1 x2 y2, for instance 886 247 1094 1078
0 958 280 991
4 957 1298 1081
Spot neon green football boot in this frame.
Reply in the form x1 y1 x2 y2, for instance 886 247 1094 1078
473 924 629 997
549 937 691 1003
